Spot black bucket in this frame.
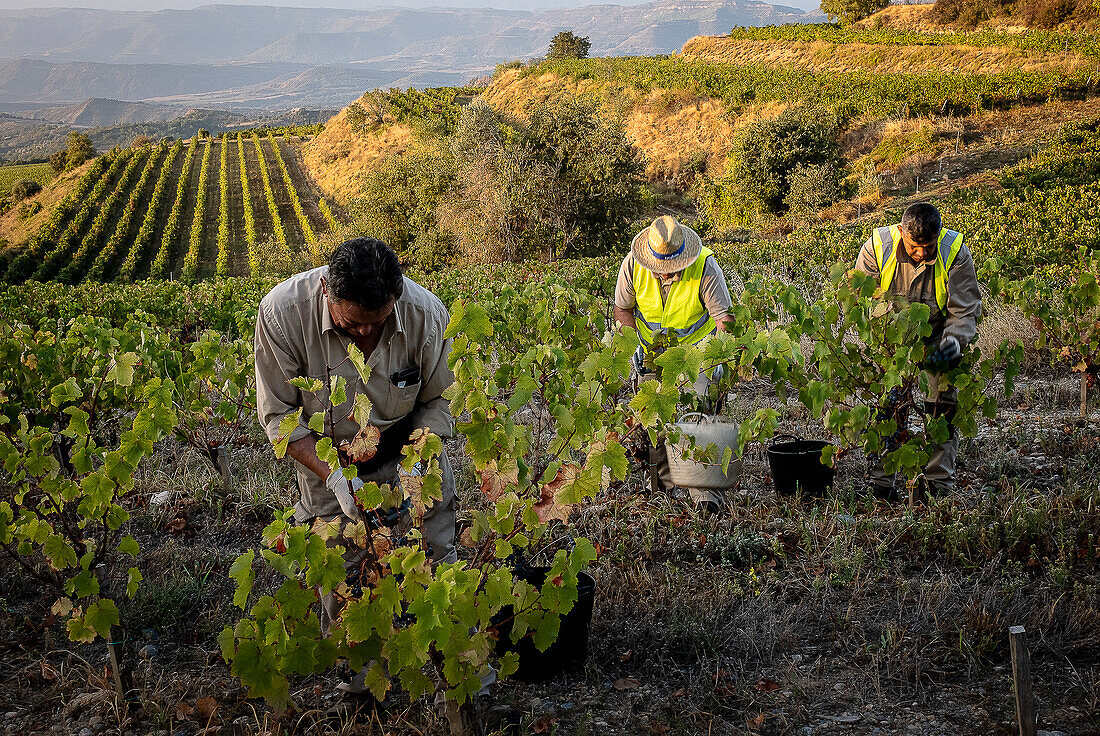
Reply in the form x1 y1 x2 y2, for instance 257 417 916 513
767 434 836 498
493 567 596 681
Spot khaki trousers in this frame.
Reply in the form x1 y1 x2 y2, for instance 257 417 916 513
871 372 958 492
303 449 458 634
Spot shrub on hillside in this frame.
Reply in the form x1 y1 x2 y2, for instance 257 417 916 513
524 99 647 258
785 163 843 224
930 0 1012 26
1020 0 1096 26
820 0 890 25
701 106 842 229
63 132 95 171
441 98 646 262
48 150 68 174
352 137 458 267
48 132 96 173
10 179 42 201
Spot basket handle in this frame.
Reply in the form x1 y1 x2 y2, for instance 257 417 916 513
677 411 710 424
769 433 802 448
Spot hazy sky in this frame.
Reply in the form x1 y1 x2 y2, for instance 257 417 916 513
0 0 823 12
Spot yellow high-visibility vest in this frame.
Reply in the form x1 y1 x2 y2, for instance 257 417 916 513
872 225 964 313
633 246 716 352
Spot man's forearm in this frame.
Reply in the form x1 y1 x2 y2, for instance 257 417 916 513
286 435 332 481
614 305 635 330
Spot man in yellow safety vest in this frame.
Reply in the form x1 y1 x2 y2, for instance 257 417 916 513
613 215 735 513
854 202 983 498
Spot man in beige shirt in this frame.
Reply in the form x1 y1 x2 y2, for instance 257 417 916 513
854 202 982 497
254 238 457 637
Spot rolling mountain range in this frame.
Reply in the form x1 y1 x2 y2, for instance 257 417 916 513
0 0 820 109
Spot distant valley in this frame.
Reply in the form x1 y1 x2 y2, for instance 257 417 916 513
0 1 820 110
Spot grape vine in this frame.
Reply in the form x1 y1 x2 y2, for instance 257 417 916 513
216 138 231 277
238 135 259 276
57 148 149 285
270 136 316 244
150 140 197 280
87 144 167 282
119 141 183 282
181 138 213 282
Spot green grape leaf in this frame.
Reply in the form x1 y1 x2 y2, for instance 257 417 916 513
106 353 140 387
229 551 257 610
126 567 143 598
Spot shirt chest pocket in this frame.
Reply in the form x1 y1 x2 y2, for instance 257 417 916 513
383 379 421 419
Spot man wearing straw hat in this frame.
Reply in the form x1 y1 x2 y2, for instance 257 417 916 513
613 215 735 513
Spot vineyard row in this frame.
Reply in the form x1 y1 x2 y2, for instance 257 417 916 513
2 137 340 285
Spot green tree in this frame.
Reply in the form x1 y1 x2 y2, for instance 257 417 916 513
11 180 42 201
547 31 591 60
440 99 645 262
820 0 890 24
62 131 95 171
352 137 458 269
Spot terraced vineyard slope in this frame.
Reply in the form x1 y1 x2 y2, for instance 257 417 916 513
0 134 340 284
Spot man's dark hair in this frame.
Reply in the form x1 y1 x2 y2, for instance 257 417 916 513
901 202 942 245
328 237 404 310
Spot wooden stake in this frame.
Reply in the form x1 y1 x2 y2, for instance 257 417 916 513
1081 374 1088 419
1009 626 1036 736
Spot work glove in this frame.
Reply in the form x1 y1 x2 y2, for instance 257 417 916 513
326 466 365 519
938 335 961 362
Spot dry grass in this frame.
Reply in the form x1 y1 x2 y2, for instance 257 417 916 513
301 96 415 203
854 3 939 30
625 92 737 181
480 69 611 121
679 35 1091 75
0 159 93 246
484 70 740 183
976 293 1046 372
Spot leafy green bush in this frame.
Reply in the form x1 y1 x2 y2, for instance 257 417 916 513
11 179 41 200
869 125 944 168
785 163 843 222
930 0 1012 26
702 106 841 228
524 98 646 258
352 137 457 267
820 0 889 25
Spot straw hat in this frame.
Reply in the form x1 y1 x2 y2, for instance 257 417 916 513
631 215 704 274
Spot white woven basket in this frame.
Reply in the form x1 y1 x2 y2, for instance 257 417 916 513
665 413 742 489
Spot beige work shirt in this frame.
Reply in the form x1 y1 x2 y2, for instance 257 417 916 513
854 230 982 347
255 265 454 520
614 253 733 320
